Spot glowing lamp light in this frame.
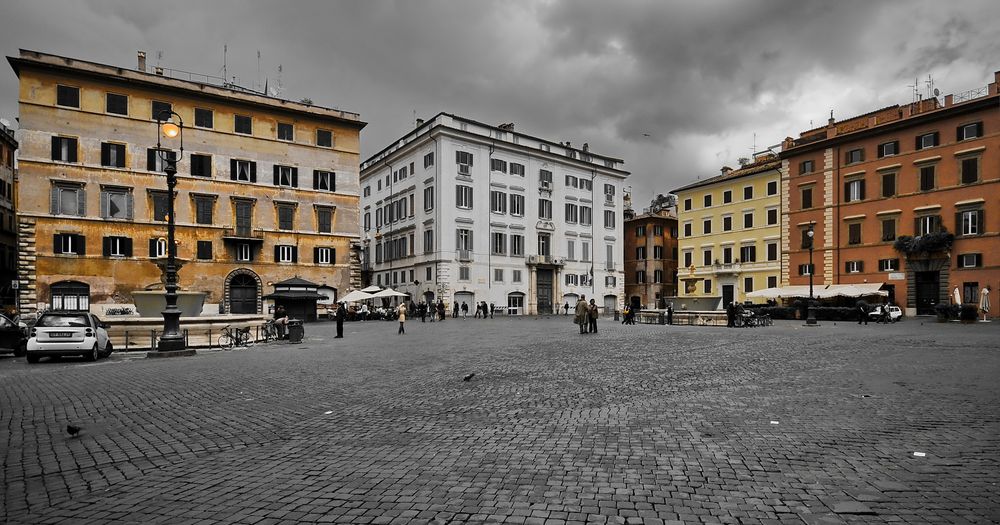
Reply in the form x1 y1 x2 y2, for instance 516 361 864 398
161 121 181 138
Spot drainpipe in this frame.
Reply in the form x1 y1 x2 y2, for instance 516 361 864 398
488 140 494 291
833 146 840 286
429 133 440 303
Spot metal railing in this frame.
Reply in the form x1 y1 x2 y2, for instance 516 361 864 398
954 86 989 104
112 323 277 352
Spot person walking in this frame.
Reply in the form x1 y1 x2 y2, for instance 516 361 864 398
461 301 469 319
438 300 446 321
274 304 289 339
452 302 459 319
335 302 346 338
588 299 599 334
621 304 630 325
575 295 589 334
490 302 495 319
481 301 489 321
564 302 570 315
726 302 736 328
419 302 427 323
397 303 407 334
857 302 868 325
667 304 673 326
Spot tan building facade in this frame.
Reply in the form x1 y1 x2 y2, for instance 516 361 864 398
8 50 365 316
781 71 1000 317
623 207 678 309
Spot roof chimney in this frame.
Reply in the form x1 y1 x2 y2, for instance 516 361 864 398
155 66 164 76
721 166 733 176
415 118 424 128
137 51 146 72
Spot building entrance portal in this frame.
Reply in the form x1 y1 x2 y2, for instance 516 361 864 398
915 271 940 315
536 269 553 314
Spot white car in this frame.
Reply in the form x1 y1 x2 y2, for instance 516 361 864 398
868 305 903 323
26 311 112 363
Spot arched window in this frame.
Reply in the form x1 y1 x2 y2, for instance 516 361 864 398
51 281 90 311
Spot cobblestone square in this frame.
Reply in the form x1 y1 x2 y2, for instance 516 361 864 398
2 317 999 524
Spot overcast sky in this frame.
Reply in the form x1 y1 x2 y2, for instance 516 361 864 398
2 0 999 205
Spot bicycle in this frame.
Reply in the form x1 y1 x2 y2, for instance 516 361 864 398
218 325 253 349
260 320 280 342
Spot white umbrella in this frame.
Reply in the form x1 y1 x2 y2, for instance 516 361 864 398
361 285 382 293
371 288 409 298
979 287 990 319
340 290 374 303
953 286 962 305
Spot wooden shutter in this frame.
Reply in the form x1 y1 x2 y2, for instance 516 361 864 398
50 186 60 214
100 143 110 166
915 135 922 150
933 215 942 233
147 149 157 171
956 212 963 235
844 182 850 202
857 260 864 272
274 245 281 262
314 247 320 263
291 246 298 263
859 180 865 200
931 132 939 146
53 234 62 254
102 237 111 256
77 188 86 216
51 136 60 160
230 159 238 180
331 248 336 263
957 125 964 141
149 238 157 257
122 238 133 257
914 217 921 236
67 139 77 163
249 162 257 183
312 170 319 190
291 167 298 188
976 122 984 138
273 165 280 185
76 235 86 255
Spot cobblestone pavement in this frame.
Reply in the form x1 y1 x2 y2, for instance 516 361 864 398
2 316 999 524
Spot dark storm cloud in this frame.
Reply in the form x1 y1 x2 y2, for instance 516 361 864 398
1 1 999 203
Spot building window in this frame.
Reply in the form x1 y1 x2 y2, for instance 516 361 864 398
494 269 504 283
148 191 169 222
151 101 171 120
196 240 212 260
723 190 732 204
426 266 433 282
703 194 712 207
604 210 615 229
683 251 693 268
703 279 712 294
959 209 984 236
509 193 524 216
881 218 897 242
423 230 434 254
767 276 777 288
845 260 864 273
877 141 898 158
743 212 754 229
635 246 646 260
456 151 474 175
960 157 979 184
307 170 334 191
231 159 256 182
740 245 756 263
539 169 553 188
918 165 935 191
963 282 979 304
743 186 753 200
491 232 507 255
51 136 78 163
683 198 692 211
722 246 733 264
881 172 896 198
702 218 712 235
539 199 552 220
565 202 578 223
845 179 865 202
275 245 297 263
683 222 692 237
146 148 177 173
51 184 84 216
801 187 814 209
957 122 983 141
579 206 592 225
184 153 211 177
491 158 508 173
459 266 471 281
878 258 899 272
277 122 293 141
456 185 473 209
274 165 298 187
456 228 473 252
653 246 663 259
234 115 252 135
236 243 252 262
848 222 862 245
513 270 522 283
958 253 982 268
766 208 777 226
102 236 132 257
53 234 84 257
565 174 578 188
845 148 864 164
105 93 128 115
702 249 712 266
277 204 295 230
424 152 435 168
99 186 133 220
538 233 551 256
799 160 815 174
916 131 939 150
634 271 645 284
315 247 333 265
194 196 214 225
56 85 80 108
491 191 508 214
767 180 778 196
317 129 333 147
743 277 753 293
317 208 333 233
766 242 778 261
423 186 435 211
509 163 525 176
194 108 213 128
581 241 590 262
511 234 524 257
721 215 732 231
99 142 126 168
916 215 941 236
149 237 167 258
798 263 814 276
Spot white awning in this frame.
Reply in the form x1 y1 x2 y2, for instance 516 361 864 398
340 290 374 303
746 283 888 299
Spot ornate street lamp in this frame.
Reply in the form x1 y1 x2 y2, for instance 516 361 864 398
805 222 818 326
151 110 192 355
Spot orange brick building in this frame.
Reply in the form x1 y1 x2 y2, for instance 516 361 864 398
781 71 1000 317
623 206 678 309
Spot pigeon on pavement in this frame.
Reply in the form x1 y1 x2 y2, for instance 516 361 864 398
463 373 475 382
66 424 81 437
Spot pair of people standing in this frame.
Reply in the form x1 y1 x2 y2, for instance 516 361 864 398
574 296 599 334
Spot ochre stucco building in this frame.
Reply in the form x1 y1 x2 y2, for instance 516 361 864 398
8 50 365 316
781 71 1000 317
623 206 677 309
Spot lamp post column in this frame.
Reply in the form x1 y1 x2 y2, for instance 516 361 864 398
157 161 186 351
805 223 818 326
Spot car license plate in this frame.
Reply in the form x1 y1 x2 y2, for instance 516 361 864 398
51 332 73 338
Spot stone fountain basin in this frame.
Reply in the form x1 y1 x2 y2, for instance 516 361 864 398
132 291 208 318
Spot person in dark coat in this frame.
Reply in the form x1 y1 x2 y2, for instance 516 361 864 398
453 302 459 318
858 303 868 325
588 299 599 334
490 302 495 319
726 302 736 328
335 302 346 338
438 300 446 321
667 304 673 325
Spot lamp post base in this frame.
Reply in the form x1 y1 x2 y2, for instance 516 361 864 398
147 348 197 358
805 305 819 326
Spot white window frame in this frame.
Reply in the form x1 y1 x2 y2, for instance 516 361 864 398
491 232 507 255
317 247 333 265
235 160 252 182
494 268 504 283
512 270 522 283
846 260 862 273
509 194 525 216
108 236 126 257
511 234 524 257
565 203 578 223
579 206 592 226
424 186 434 211
237 243 251 262
155 238 167 258
491 191 507 214
456 185 473 209
277 245 295 263
961 210 980 236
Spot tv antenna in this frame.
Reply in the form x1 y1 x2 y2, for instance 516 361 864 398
925 74 939 100
908 77 920 104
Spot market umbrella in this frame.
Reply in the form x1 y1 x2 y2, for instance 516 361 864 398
979 287 990 319
361 285 382 293
952 286 962 305
371 288 409 298
340 290 374 303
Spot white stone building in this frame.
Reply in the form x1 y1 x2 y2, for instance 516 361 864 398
359 113 629 315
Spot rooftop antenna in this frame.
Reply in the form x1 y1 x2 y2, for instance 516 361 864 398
256 50 261 92
908 77 919 104
223 44 228 86
925 74 938 100
156 50 163 65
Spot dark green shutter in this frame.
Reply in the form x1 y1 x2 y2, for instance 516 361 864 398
76 235 86 255
149 238 157 257
51 136 60 160
100 143 110 166
859 180 865 200
291 246 298 263
123 238 133 257
147 149 157 171
249 162 257 183
314 247 320 263
274 245 281 262
291 167 298 188
230 159 238 180
102 237 111 256
273 165 280 185
53 234 62 254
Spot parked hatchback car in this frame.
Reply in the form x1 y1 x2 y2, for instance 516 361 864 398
868 305 903 323
0 313 28 357
26 312 112 363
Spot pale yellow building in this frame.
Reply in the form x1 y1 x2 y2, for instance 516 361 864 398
671 153 782 308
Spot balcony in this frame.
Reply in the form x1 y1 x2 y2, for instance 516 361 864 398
457 249 473 262
221 227 265 244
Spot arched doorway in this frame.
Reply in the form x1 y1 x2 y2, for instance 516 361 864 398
603 295 618 316
225 269 261 314
50 281 90 311
507 292 525 315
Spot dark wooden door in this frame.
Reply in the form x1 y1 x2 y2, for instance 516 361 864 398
230 274 257 314
915 271 939 315
235 201 253 237
537 269 553 314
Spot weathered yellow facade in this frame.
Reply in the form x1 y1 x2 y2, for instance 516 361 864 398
9 50 365 316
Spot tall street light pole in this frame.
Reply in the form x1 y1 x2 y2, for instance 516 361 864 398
805 222 818 326
149 110 195 357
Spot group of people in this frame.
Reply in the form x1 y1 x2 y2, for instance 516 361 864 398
574 295 600 334
451 301 498 319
